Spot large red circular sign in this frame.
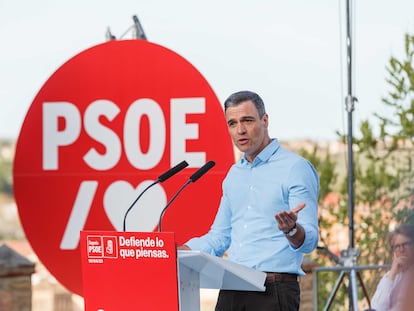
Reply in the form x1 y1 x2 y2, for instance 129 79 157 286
13 40 234 295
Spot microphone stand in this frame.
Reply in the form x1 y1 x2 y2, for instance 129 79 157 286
122 160 189 232
158 180 191 232
122 180 158 232
157 161 215 232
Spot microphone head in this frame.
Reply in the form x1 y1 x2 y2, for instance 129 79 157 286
157 160 189 182
189 161 215 183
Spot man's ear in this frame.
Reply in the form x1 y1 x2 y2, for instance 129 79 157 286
263 113 269 127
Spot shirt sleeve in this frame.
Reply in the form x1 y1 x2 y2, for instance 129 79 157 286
184 193 231 256
287 159 319 254
371 273 394 311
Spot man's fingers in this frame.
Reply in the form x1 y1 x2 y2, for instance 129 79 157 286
292 203 306 214
275 203 306 228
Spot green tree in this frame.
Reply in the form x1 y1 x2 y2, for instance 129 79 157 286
376 33 414 224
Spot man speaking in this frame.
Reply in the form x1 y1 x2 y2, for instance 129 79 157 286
178 90 319 311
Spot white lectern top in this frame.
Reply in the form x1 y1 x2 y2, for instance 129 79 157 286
178 250 266 291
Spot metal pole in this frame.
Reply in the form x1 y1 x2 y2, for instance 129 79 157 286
345 0 355 251
345 0 358 309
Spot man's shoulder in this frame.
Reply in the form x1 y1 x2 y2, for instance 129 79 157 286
273 145 305 162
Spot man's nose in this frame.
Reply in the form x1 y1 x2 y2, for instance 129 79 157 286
236 123 246 133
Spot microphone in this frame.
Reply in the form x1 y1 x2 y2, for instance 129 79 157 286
189 160 216 182
122 160 189 231
158 161 215 232
158 160 189 182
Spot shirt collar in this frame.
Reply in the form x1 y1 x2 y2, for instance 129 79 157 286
240 138 280 166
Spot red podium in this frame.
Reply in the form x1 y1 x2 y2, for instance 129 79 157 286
80 231 266 311
80 231 179 311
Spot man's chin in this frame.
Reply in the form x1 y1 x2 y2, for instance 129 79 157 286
237 147 253 156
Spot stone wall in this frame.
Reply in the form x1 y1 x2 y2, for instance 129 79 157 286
0 244 35 311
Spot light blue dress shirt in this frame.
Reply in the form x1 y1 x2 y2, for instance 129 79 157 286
186 139 319 275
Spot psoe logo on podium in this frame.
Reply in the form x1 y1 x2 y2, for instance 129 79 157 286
86 235 118 260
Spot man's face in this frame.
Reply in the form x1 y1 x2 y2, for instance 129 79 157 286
225 100 269 162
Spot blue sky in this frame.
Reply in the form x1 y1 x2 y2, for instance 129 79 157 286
1 0 414 141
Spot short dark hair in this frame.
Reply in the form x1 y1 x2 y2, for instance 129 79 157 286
224 90 266 118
